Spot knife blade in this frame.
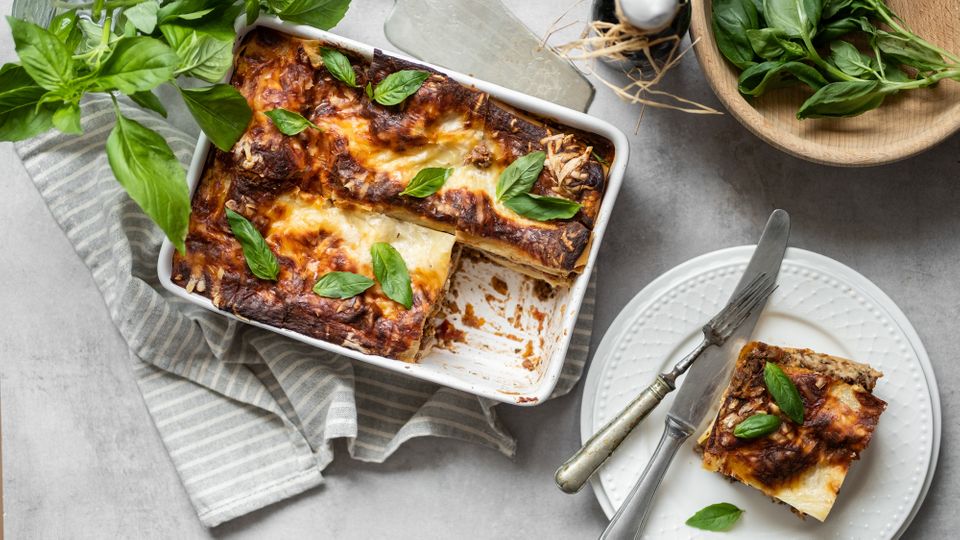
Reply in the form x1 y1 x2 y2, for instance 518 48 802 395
600 209 791 540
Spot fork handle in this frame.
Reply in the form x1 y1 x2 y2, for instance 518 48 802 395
554 375 675 494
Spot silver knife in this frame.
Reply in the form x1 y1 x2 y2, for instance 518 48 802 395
600 209 791 540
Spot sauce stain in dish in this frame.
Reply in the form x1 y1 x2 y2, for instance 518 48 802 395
491 276 509 295
435 319 466 348
463 303 485 328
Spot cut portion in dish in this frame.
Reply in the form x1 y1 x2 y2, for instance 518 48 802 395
172 156 458 362
228 28 613 284
698 341 886 521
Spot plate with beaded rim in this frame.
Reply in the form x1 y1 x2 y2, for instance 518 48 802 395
581 246 940 539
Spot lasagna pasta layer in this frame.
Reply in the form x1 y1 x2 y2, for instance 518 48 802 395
228 28 613 283
172 157 457 362
698 342 886 521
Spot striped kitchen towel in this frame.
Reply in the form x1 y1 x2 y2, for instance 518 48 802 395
12 96 596 527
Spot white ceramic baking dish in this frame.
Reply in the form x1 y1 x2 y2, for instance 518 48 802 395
157 16 628 405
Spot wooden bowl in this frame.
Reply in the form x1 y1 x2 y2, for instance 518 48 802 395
689 0 960 166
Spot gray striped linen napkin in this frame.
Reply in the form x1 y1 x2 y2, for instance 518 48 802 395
13 95 597 527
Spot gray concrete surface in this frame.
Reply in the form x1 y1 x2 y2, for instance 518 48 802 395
1 1 958 538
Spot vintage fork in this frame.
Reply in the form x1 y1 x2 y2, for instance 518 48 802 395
555 273 777 494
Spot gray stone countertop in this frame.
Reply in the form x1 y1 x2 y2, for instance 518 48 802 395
1 0 957 538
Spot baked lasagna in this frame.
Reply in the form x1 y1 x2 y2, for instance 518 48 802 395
698 342 886 521
171 28 613 361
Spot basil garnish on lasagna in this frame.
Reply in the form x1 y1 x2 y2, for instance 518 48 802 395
698 342 887 522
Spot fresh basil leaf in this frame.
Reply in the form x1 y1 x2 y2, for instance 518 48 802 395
733 413 782 438
52 102 82 134
797 80 885 119
712 0 760 70
268 0 352 30
371 70 430 106
685 503 744 532
876 30 945 71
76 19 115 57
763 0 821 39
313 271 375 298
763 362 805 424
225 208 280 281
7 17 75 92
106 100 191 253
400 167 452 198
264 107 319 135
364 81 373 99
91 37 179 94
130 89 168 118
370 242 413 309
124 1 160 34
745 28 803 60
178 84 253 151
739 60 828 95
0 64 55 141
829 40 874 78
48 9 82 54
245 0 260 25
503 192 581 221
495 150 545 202
321 48 358 87
160 24 234 83
158 0 219 24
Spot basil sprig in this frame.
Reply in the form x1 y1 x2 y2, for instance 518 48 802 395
400 167 452 198
733 413 782 439
313 271 375 298
321 47 357 87
367 69 429 106
264 108 320 136
712 0 960 119
685 502 744 532
495 151 582 221
763 362 805 424
0 1 352 252
371 242 413 309
225 208 280 281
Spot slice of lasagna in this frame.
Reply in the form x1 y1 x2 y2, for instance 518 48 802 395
172 156 458 362
698 341 886 521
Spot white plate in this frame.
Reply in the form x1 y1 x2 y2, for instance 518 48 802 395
581 246 940 539
157 16 628 406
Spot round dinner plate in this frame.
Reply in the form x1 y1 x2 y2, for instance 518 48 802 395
581 247 940 539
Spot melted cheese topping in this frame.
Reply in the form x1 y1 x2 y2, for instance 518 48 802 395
266 192 457 293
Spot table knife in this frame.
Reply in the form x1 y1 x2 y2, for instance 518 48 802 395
599 209 791 540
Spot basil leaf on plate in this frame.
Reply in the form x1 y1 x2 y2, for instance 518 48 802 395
495 150 545 202
322 47 358 87
829 40 874 78
178 83 253 151
504 192 581 221
52 102 82 134
400 167 452 198
371 242 413 309
7 16 76 92
264 107 319 135
797 80 885 119
763 0 821 39
124 1 160 34
245 0 260 25
0 64 55 142
712 0 760 69
269 0 352 30
91 36 179 94
371 69 430 106
745 28 803 60
225 208 280 281
738 60 827 96
733 413 782 438
763 362 805 424
106 99 191 254
685 502 744 532
875 30 945 71
160 24 234 83
130 89 168 118
313 271 375 298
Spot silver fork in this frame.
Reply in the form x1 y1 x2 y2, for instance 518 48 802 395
554 273 777 494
